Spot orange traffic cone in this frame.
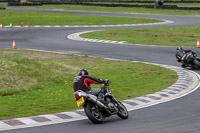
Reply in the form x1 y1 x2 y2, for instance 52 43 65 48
21 22 24 28
28 22 30 28
10 23 12 28
197 40 200 48
12 40 16 49
0 24 2 29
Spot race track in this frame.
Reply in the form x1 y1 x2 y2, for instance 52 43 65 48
1 7 200 133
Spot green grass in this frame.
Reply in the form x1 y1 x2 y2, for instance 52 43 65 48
0 3 7 6
3 4 200 16
0 10 162 26
0 49 177 120
81 26 200 46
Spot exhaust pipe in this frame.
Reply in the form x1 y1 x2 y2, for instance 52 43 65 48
87 94 115 115
88 94 106 108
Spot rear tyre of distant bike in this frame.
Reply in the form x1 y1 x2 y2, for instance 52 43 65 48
84 103 104 124
117 101 129 119
181 64 186 68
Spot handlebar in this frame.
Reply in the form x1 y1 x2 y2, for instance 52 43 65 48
104 79 109 86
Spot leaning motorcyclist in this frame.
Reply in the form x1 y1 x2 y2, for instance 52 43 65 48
73 69 108 96
176 46 197 67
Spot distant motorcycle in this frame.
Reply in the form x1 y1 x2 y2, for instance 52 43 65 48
74 80 128 124
176 47 200 69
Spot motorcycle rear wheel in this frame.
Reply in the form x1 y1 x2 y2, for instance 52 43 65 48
84 103 104 124
117 101 129 119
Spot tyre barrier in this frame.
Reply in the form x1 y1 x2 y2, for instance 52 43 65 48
8 2 42 6
63 2 200 10
0 7 6 10
5 1 200 9
2 0 200 3
60 0 200 3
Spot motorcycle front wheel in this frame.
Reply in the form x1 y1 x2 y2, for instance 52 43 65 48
117 101 129 119
84 103 104 124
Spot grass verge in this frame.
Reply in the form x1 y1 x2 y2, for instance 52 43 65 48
0 10 162 26
81 26 200 46
2 4 200 16
0 49 177 120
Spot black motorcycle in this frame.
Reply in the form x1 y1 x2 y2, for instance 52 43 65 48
74 80 128 124
176 47 200 69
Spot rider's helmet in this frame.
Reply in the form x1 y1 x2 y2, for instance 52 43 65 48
177 46 183 51
176 46 184 62
78 69 89 76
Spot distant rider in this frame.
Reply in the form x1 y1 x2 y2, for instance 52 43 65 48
176 46 197 67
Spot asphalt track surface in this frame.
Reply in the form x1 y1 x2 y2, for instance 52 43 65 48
1 7 200 133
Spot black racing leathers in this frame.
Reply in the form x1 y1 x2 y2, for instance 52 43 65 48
73 75 105 92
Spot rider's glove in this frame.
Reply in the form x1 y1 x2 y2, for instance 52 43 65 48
104 79 109 85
